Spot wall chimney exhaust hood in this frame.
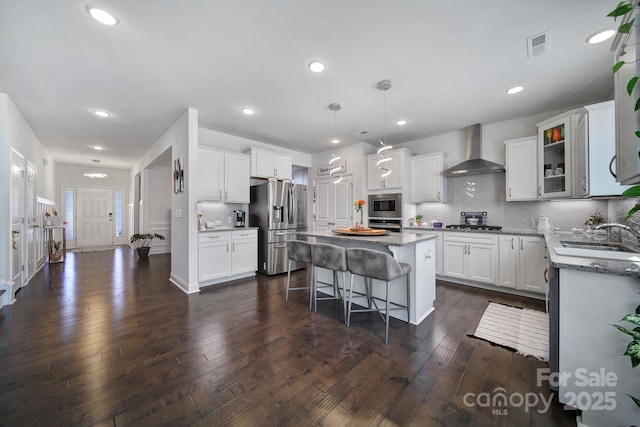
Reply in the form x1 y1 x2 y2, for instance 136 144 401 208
442 124 505 177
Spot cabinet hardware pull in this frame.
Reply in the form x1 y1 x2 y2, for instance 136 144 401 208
437 191 440 200
226 243 229 252
467 244 470 255
219 190 222 199
232 242 235 251
580 177 586 192
543 268 548 284
511 238 514 250
608 155 617 179
508 187 511 198
538 186 542 197
520 239 523 251
225 191 227 199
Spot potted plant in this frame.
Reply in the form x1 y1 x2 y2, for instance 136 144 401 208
130 233 165 258
415 214 423 226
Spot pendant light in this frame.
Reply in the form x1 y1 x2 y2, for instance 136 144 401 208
377 80 392 178
328 103 343 183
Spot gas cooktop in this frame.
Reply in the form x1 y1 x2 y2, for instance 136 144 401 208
445 211 502 231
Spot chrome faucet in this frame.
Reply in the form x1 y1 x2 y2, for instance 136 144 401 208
593 222 640 244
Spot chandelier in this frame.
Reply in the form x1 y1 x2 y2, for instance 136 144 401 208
377 80 392 178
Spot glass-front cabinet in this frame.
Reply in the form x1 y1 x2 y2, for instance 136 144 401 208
537 114 576 199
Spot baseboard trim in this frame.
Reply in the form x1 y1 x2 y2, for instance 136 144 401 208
169 272 200 294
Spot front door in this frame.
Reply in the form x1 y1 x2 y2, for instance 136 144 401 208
76 187 113 247
314 175 353 232
10 150 24 290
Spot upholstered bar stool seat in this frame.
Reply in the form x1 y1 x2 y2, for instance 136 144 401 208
311 243 348 319
286 240 313 309
345 248 411 343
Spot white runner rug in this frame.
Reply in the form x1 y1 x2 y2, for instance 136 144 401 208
471 302 549 361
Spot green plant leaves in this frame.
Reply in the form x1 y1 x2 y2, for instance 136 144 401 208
628 394 640 408
624 340 640 367
614 324 640 340
628 76 639 95
622 186 640 197
620 18 636 34
608 2 634 18
614 61 626 73
623 313 640 325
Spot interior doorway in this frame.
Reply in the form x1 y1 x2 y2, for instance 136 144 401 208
314 174 353 232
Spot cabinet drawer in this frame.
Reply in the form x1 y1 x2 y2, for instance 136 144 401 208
443 232 497 245
199 232 230 243
232 229 257 240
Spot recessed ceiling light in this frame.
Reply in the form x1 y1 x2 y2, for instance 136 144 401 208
586 29 616 44
308 60 326 73
93 146 104 150
331 138 340 144
92 109 111 117
395 120 407 126
86 5 119 26
506 86 524 95
241 107 255 115
84 173 108 178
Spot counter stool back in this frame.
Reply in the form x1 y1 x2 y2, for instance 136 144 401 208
286 240 313 310
311 243 348 320
345 248 411 343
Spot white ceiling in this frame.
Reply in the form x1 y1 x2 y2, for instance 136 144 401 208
0 0 619 169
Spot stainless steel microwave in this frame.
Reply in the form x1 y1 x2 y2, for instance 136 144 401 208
368 193 402 218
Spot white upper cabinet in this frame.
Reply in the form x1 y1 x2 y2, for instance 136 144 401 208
197 147 250 203
504 136 538 201
249 148 292 180
196 147 224 201
612 11 640 185
367 148 412 192
577 101 630 196
224 153 251 203
410 152 446 202
537 111 580 199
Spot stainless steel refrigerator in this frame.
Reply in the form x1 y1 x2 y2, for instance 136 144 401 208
249 179 307 275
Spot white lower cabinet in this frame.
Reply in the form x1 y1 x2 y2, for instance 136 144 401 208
230 230 258 275
498 235 546 293
434 231 443 275
442 233 497 284
198 230 257 285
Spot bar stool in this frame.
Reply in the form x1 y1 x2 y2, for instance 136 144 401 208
286 240 313 310
311 243 348 318
345 248 411 343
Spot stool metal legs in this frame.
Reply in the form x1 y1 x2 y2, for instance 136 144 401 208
286 260 313 310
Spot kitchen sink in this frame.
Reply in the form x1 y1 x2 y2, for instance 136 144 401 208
554 240 640 261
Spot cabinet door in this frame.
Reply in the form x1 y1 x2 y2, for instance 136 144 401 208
467 243 497 284
518 237 546 293
613 16 640 185
253 150 277 178
224 153 250 203
367 155 385 190
274 155 292 180
197 148 224 201
498 235 518 288
411 154 445 202
231 238 257 275
504 136 538 201
538 116 573 199
199 239 231 282
383 152 404 189
442 241 466 279
573 113 588 197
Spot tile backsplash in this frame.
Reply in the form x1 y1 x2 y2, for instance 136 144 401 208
414 173 614 231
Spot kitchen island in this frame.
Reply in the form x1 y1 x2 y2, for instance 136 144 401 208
545 231 640 427
300 230 438 325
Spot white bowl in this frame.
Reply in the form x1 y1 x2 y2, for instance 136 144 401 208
467 218 480 225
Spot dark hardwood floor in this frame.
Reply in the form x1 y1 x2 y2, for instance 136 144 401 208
0 247 576 426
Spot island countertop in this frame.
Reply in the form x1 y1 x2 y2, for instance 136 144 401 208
299 230 437 247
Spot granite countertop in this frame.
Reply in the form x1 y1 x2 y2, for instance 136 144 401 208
404 226 542 237
545 231 640 277
300 230 437 247
199 226 258 233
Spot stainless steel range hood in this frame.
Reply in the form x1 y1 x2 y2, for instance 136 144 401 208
442 124 505 177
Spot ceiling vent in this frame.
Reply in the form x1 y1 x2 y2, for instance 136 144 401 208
527 30 550 58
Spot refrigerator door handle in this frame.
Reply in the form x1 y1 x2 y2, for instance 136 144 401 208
288 185 294 224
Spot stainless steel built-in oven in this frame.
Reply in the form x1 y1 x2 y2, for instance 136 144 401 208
368 193 402 218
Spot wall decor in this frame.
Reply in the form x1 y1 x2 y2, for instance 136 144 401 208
174 156 184 193
318 160 346 176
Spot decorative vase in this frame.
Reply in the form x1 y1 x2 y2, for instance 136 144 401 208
552 127 562 142
359 210 363 225
136 247 151 258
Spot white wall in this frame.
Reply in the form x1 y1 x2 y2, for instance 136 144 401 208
0 93 55 292
132 108 198 294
